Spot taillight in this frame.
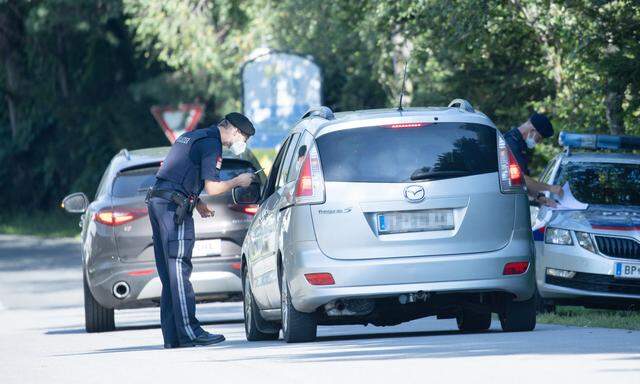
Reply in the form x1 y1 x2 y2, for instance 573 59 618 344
229 204 259 216
294 145 325 205
305 273 335 286
503 261 529 275
94 208 147 226
497 133 525 193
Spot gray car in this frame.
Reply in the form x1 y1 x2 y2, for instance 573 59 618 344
62 146 265 332
241 100 536 343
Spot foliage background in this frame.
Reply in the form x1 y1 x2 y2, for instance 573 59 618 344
1 0 639 215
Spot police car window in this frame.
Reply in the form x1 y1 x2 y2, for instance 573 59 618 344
112 167 158 198
276 133 300 188
220 159 257 180
540 157 558 184
286 131 313 183
556 162 640 206
316 123 498 183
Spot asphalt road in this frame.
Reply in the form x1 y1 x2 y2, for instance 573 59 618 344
1 234 639 383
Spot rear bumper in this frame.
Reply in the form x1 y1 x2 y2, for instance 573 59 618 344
536 242 640 301
286 238 535 313
87 257 242 309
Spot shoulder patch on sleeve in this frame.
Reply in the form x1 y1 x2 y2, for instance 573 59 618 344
215 155 222 170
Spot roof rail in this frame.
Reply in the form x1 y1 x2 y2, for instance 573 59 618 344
119 149 131 160
302 106 335 120
447 99 475 113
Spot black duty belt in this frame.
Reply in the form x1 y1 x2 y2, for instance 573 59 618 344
146 188 197 225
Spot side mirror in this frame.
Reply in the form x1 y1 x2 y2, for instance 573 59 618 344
232 183 261 205
62 192 89 213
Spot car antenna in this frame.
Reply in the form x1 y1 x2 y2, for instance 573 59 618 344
397 60 409 111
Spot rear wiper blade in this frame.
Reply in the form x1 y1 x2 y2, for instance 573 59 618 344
409 169 471 181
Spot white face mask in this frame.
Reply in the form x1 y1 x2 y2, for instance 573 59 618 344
525 132 537 149
230 139 247 155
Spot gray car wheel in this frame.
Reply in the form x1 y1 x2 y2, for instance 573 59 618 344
243 271 280 341
500 296 537 332
456 309 492 332
280 269 317 343
83 273 115 333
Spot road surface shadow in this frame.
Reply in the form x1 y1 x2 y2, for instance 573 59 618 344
46 318 244 335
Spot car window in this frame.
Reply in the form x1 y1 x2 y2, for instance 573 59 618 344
276 133 300 188
540 157 558 184
112 167 158 198
219 159 258 181
315 123 498 183
286 131 314 183
555 162 640 206
94 163 113 199
263 136 291 199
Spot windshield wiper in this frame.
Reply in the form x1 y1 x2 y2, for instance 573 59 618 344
409 169 471 181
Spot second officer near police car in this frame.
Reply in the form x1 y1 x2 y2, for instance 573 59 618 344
147 113 255 348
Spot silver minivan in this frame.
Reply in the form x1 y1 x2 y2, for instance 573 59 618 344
241 100 536 343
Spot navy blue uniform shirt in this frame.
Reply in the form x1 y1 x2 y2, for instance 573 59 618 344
503 127 531 176
155 126 223 196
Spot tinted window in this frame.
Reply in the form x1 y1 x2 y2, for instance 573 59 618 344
220 159 257 180
316 123 498 183
556 162 640 206
112 167 158 198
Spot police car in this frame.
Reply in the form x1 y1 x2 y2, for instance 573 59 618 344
533 132 640 311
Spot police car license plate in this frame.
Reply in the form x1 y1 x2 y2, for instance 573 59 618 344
615 262 640 279
192 239 222 258
377 209 454 235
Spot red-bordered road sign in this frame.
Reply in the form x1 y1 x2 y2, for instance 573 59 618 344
151 103 204 143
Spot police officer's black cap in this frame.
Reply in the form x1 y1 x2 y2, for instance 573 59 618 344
225 112 255 137
530 112 554 138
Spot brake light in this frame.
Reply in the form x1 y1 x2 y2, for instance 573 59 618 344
229 204 259 216
503 262 529 275
305 273 335 286
294 145 325 205
497 133 525 193
94 208 147 226
384 122 430 129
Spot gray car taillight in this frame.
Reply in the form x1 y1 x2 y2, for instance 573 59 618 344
294 144 326 205
497 133 525 194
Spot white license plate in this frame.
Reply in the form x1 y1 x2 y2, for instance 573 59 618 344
377 209 454 234
192 239 222 258
615 262 640 279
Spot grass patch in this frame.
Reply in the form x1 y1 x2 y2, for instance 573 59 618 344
538 306 640 330
0 210 81 238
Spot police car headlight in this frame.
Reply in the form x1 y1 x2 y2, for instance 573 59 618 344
575 231 596 253
545 227 573 245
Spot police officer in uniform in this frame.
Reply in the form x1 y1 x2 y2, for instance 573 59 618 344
147 113 255 348
503 112 563 207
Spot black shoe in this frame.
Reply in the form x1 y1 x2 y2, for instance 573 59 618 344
164 343 180 349
187 332 225 347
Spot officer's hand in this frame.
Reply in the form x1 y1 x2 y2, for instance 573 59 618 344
234 173 254 188
196 201 215 218
549 184 564 197
538 196 558 208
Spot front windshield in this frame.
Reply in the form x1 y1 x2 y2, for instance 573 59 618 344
556 161 640 206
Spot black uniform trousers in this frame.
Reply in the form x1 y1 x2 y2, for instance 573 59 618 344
147 197 204 345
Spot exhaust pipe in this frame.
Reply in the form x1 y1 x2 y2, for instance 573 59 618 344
113 281 130 299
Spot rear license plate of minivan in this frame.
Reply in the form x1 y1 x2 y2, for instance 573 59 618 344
192 239 222 257
377 209 454 234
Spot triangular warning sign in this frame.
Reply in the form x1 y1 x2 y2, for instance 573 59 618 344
151 103 204 143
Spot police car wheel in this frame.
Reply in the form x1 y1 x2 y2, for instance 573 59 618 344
456 309 492 332
499 296 537 332
243 272 280 341
280 268 317 343
83 273 115 333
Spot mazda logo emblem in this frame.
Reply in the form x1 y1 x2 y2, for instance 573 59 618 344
404 185 426 203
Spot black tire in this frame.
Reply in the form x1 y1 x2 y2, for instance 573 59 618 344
83 274 115 333
500 296 537 332
456 309 492 332
243 271 280 341
534 290 556 314
280 269 317 343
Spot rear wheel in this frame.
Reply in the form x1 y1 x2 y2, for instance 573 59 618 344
280 269 317 343
83 274 115 333
244 271 280 341
500 296 537 332
456 309 492 332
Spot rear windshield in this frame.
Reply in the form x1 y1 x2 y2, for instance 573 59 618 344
315 123 498 183
556 162 640 206
111 160 257 198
